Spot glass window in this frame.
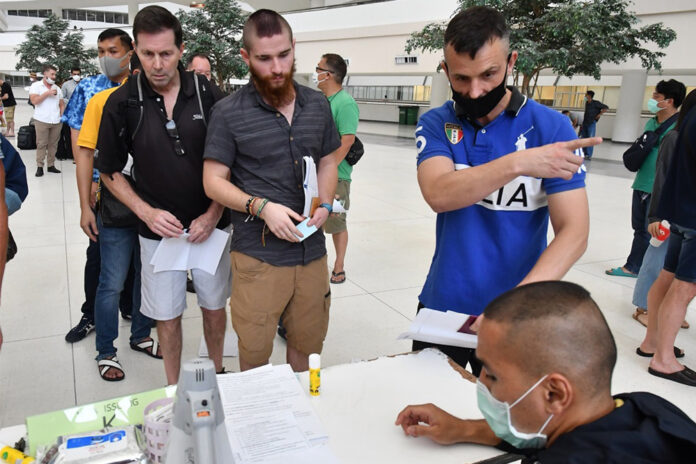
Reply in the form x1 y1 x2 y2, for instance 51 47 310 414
77 10 86 21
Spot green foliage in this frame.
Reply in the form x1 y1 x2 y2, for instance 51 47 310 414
177 0 248 88
15 15 98 83
406 0 676 96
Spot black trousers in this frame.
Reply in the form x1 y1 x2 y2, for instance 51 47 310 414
55 122 73 160
412 302 482 377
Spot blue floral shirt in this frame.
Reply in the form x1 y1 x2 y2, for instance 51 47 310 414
61 74 120 130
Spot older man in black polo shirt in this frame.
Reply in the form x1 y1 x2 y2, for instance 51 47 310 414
204 9 340 372
96 6 230 385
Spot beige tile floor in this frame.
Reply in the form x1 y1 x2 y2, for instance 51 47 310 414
0 104 694 429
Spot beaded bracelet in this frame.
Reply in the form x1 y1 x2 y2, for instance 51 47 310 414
245 195 256 215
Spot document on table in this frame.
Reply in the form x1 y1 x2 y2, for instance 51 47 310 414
398 308 478 349
217 364 338 464
149 228 230 274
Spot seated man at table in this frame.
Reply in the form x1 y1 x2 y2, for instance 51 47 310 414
395 281 696 462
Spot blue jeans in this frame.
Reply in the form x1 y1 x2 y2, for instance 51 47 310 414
578 122 596 157
624 190 651 274
632 239 668 309
5 188 21 215
95 215 151 359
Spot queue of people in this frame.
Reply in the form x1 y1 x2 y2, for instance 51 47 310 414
0 4 694 462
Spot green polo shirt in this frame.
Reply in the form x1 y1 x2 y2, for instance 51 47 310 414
632 116 676 193
327 89 359 181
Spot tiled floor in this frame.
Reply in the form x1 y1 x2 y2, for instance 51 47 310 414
0 105 694 429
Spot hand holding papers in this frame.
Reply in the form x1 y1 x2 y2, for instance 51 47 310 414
150 228 230 274
398 308 478 349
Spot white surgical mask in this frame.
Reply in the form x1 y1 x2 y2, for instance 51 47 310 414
476 376 554 449
72 75 81 82
311 70 330 85
99 54 129 79
45 77 55 85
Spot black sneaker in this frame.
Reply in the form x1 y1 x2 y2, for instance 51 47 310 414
47 166 61 174
65 315 95 343
35 167 44 177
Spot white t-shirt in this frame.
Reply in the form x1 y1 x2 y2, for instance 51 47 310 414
29 80 63 124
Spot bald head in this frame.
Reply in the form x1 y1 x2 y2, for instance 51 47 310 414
483 281 616 397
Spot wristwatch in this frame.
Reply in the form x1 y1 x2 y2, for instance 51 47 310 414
318 202 333 213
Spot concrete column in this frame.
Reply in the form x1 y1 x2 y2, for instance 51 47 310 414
128 1 139 26
429 71 450 110
611 70 648 142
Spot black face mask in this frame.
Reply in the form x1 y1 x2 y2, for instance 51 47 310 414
449 56 510 120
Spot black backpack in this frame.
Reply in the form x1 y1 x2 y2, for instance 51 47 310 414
623 113 678 172
17 124 36 150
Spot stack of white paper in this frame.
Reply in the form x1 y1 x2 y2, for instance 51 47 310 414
217 364 339 464
398 308 478 349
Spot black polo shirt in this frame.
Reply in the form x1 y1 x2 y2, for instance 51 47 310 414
204 81 341 267
96 64 230 240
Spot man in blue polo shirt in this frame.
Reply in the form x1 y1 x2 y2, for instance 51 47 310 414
413 6 600 374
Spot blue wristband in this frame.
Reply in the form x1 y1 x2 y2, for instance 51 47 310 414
319 202 333 213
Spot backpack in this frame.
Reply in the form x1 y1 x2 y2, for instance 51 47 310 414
124 71 213 147
623 113 678 172
17 124 36 150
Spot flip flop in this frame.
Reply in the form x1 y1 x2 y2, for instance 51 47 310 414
648 366 696 387
98 356 125 382
605 267 637 277
130 338 163 359
636 346 684 358
330 270 346 284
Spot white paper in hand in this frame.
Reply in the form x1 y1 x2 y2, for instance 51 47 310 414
150 228 230 274
302 156 318 217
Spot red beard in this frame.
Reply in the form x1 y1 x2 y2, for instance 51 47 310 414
249 62 296 108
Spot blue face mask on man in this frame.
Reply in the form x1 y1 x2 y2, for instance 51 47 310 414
476 375 554 449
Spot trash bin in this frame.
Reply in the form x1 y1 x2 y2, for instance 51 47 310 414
398 106 419 125
406 106 419 125
398 106 408 125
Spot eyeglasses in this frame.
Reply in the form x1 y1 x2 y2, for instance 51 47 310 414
315 66 333 74
165 119 185 156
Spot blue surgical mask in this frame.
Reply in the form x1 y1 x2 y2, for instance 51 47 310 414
476 375 554 449
647 98 663 114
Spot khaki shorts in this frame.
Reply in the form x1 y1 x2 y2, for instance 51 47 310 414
324 179 350 234
229 252 331 365
3 106 14 123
